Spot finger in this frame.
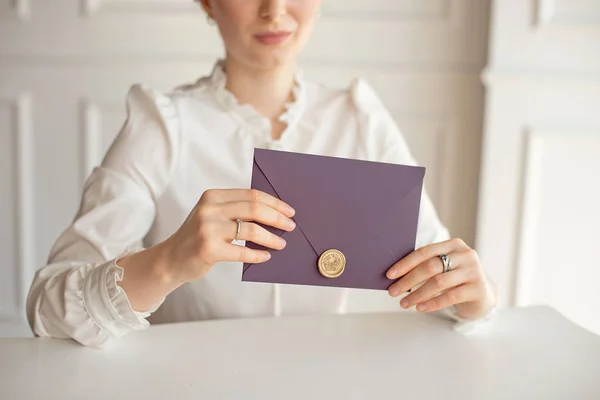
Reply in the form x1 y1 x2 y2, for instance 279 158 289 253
204 189 295 218
399 267 471 309
226 220 287 250
386 238 468 280
414 283 480 313
388 251 466 297
220 242 273 264
221 201 296 232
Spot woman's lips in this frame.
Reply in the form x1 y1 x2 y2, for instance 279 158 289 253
254 31 292 45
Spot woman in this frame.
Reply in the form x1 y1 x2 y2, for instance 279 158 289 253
26 0 497 348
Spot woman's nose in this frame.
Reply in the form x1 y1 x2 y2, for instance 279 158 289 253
259 0 287 21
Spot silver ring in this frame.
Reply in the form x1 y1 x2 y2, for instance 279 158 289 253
234 218 243 242
439 254 452 273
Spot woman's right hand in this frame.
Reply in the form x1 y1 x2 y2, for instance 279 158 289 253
161 188 296 285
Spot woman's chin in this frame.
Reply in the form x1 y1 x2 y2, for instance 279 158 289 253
236 44 299 70
252 52 298 70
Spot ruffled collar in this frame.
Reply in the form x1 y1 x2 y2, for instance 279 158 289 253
206 60 306 139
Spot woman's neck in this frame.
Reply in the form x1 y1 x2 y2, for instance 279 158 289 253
223 56 297 124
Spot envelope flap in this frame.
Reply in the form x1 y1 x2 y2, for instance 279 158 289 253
253 149 425 258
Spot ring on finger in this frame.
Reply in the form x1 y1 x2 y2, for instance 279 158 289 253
439 253 452 273
234 218 243 242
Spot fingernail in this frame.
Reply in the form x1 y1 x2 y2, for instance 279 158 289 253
263 252 271 261
417 304 427 312
287 219 296 230
400 298 409 308
287 206 296 216
278 238 287 249
386 269 397 279
389 287 400 297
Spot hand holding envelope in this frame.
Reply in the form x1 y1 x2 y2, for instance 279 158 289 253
143 147 494 320
239 148 497 320
242 148 426 290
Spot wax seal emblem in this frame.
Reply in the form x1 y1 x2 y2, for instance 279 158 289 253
318 249 346 278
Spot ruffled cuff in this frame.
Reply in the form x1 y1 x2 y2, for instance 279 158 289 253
82 253 164 339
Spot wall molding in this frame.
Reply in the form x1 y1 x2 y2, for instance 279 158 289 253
81 0 452 22
482 68 600 86
323 0 452 22
0 94 35 318
81 0 100 16
15 94 34 315
13 0 31 20
0 56 484 75
534 0 555 27
512 127 600 306
81 0 198 17
512 128 544 306
79 100 123 183
533 0 600 27
80 100 102 183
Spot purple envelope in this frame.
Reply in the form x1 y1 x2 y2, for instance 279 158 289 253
242 148 425 291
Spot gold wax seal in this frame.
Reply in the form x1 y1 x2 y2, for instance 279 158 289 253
318 249 346 278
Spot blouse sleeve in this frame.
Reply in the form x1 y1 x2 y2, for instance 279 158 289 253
26 84 180 348
350 79 495 327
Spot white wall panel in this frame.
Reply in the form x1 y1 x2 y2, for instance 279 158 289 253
477 0 600 332
488 0 600 74
514 129 600 334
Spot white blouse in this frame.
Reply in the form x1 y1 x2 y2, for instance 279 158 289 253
26 61 487 348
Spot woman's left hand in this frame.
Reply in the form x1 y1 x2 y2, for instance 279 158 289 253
386 238 497 320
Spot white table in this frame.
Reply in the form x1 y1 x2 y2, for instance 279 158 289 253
1 306 599 400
